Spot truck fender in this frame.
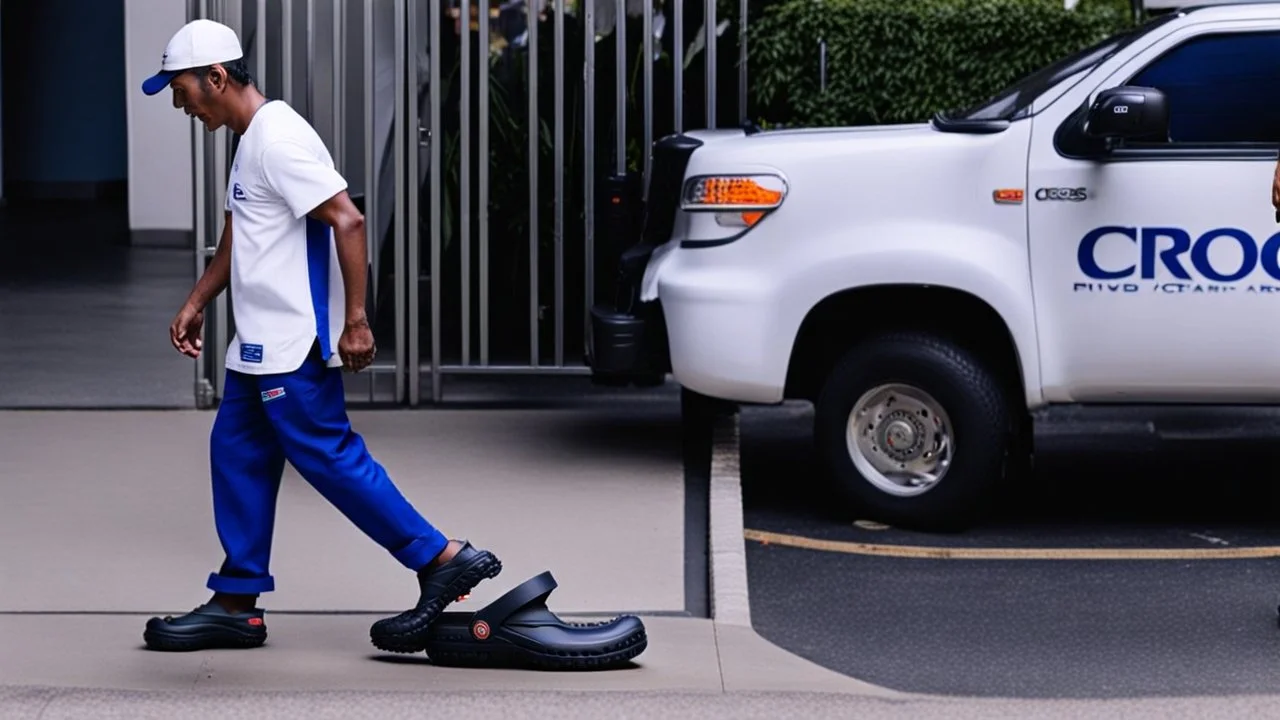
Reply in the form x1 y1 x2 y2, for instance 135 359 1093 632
783 223 1044 408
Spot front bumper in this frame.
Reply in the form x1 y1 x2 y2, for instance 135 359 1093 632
587 299 670 386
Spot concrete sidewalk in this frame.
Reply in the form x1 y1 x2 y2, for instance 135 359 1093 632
0 614 893 696
0 404 907 718
0 407 687 614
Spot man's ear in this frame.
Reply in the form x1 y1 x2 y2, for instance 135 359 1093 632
209 64 228 91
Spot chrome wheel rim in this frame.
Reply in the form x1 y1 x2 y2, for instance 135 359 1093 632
846 383 953 498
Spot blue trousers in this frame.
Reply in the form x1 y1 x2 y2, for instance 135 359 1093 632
205 345 448 595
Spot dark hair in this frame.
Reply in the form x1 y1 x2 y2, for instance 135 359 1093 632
193 58 255 89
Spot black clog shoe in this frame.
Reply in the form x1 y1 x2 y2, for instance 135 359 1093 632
370 540 503 654
142 602 267 652
424 571 648 671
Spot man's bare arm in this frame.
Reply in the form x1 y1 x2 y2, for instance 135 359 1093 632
184 211 233 312
308 191 368 328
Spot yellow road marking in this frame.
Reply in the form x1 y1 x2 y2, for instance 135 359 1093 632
743 528 1280 560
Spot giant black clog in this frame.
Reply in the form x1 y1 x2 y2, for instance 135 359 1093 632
423 571 647 670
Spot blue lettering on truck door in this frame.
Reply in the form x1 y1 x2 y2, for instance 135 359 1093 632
1075 225 1280 294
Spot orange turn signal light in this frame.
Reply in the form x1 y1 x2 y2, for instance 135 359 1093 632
684 174 788 229
993 189 1024 204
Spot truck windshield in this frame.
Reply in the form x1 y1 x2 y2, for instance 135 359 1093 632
950 13 1177 121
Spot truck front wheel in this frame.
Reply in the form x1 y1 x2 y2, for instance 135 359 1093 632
814 331 1013 532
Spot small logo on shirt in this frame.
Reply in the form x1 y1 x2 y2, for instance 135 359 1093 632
261 387 286 402
233 183 247 200
241 344 264 363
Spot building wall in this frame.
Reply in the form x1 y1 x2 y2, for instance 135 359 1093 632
123 0 193 237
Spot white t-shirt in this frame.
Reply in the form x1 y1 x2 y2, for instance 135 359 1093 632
222 100 349 375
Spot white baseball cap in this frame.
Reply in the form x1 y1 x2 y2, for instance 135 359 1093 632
141 19 244 96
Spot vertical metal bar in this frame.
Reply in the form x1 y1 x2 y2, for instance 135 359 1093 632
674 0 682 132
706 0 716 128
211 0 231 401
479 0 490 366
739 0 747 123
306 0 314 119
211 127 229 401
395 0 408 404
283 0 294 105
333 0 344 172
430 0 443 401
257 0 267 94
819 39 826 93
528 0 539 366
642 0 653 192
408 0 421 404
363 0 380 393
192 73 207 404
232 1 246 51
554 0 564 366
614 0 625 175
194 0 208 398
460 0 471 366
583 0 595 328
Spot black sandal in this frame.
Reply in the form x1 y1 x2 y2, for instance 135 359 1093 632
370 540 503 654
423 571 647 671
143 602 267 652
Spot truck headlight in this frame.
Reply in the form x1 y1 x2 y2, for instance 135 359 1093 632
681 174 787 229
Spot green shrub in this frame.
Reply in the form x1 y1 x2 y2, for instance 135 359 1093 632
749 0 1135 127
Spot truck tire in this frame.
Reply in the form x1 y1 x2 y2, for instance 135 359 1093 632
814 331 1012 532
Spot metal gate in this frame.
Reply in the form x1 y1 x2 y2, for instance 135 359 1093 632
191 0 748 407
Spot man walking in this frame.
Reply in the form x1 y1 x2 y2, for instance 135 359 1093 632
139 19 501 654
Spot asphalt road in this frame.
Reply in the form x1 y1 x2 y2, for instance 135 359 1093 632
739 402 1280 699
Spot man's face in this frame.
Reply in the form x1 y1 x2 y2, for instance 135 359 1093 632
169 67 227 132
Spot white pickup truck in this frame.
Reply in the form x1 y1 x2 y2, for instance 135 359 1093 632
587 3 1280 531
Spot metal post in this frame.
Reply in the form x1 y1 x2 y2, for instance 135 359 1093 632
191 0 208 405
642 0 653 192
739 0 747 123
430 0 443 401
395 0 408 404
363 0 381 394
257 0 267 94
674 0 682 132
207 1 231 402
706 0 716 129
461 0 472 366
614 0 625 175
819 38 826 93
332 0 344 172
306 0 314 119
283 0 294 105
528 0 539 366
479 0 491 366
553 0 564 366
583 0 595 332
408 0 422 405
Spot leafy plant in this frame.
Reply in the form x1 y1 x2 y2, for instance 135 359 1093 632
749 0 1135 127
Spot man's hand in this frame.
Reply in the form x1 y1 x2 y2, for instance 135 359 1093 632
170 303 205 358
338 316 376 372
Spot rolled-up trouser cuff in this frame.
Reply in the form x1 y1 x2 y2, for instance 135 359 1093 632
206 572 276 595
392 531 449 571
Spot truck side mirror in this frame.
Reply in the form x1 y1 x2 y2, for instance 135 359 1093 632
1084 86 1170 141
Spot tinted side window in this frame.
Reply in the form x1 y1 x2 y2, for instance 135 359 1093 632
1128 32 1280 144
